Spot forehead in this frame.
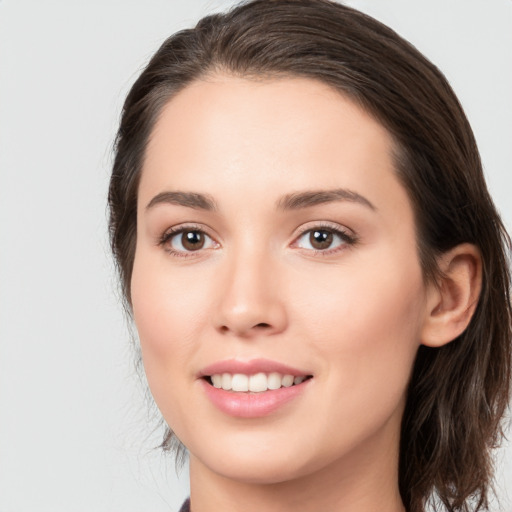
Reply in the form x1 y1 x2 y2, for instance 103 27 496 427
140 75 408 217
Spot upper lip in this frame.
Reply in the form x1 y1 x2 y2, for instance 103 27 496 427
198 358 312 378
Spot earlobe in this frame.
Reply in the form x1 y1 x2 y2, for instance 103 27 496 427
421 244 482 348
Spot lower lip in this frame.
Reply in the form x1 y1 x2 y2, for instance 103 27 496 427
200 379 311 418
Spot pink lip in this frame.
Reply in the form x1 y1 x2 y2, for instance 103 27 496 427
198 358 310 378
198 358 313 418
200 378 311 418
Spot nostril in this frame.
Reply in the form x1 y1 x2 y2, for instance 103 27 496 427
218 322 272 335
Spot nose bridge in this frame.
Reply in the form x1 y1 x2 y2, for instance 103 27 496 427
214 237 287 336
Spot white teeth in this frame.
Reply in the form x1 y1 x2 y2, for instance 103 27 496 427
231 373 249 392
249 372 267 392
267 372 282 390
210 372 308 392
211 374 222 388
221 373 232 390
282 374 294 387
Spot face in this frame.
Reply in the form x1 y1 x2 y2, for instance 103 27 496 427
131 75 430 485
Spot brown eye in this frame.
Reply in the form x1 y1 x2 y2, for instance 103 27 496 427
164 228 217 254
309 230 333 250
181 231 205 251
294 226 355 253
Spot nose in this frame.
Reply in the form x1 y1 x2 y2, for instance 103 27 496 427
213 249 288 338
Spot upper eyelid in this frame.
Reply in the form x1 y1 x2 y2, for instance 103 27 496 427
157 225 217 255
291 222 359 250
158 221 355 248
293 220 354 237
159 225 219 256
161 223 216 239
160 221 350 234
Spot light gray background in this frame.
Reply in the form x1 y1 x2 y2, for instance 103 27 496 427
0 1 511 511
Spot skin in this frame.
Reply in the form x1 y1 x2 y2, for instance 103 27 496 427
131 75 480 512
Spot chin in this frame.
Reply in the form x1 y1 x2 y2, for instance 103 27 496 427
202 452 311 485
184 427 310 483
187 426 346 488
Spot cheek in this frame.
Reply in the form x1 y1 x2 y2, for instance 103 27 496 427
293 250 425 336
290 253 425 405
130 256 218 436
130 252 212 397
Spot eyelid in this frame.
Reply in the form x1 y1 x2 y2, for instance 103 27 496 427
157 221 357 257
293 220 356 239
158 223 220 257
291 221 358 252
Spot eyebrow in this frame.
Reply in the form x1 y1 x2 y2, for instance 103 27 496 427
277 189 376 211
145 187 376 213
146 191 218 211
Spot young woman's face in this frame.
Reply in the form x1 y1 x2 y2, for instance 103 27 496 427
132 76 431 485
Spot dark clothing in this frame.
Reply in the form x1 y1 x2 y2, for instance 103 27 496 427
179 498 190 512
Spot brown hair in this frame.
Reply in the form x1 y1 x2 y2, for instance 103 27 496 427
108 1 512 510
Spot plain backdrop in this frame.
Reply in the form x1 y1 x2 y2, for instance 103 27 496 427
0 1 511 511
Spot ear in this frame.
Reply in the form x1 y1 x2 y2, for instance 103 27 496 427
421 243 482 348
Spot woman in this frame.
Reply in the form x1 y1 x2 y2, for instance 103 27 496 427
108 1 511 511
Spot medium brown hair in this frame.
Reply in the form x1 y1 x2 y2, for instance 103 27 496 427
108 1 512 510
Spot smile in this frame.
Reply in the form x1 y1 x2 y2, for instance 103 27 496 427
199 359 313 417
206 372 310 392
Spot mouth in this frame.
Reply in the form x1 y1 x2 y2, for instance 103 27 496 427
203 372 313 393
199 359 314 416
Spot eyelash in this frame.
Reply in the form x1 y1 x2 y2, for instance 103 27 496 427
293 222 358 256
158 224 217 258
158 222 358 258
